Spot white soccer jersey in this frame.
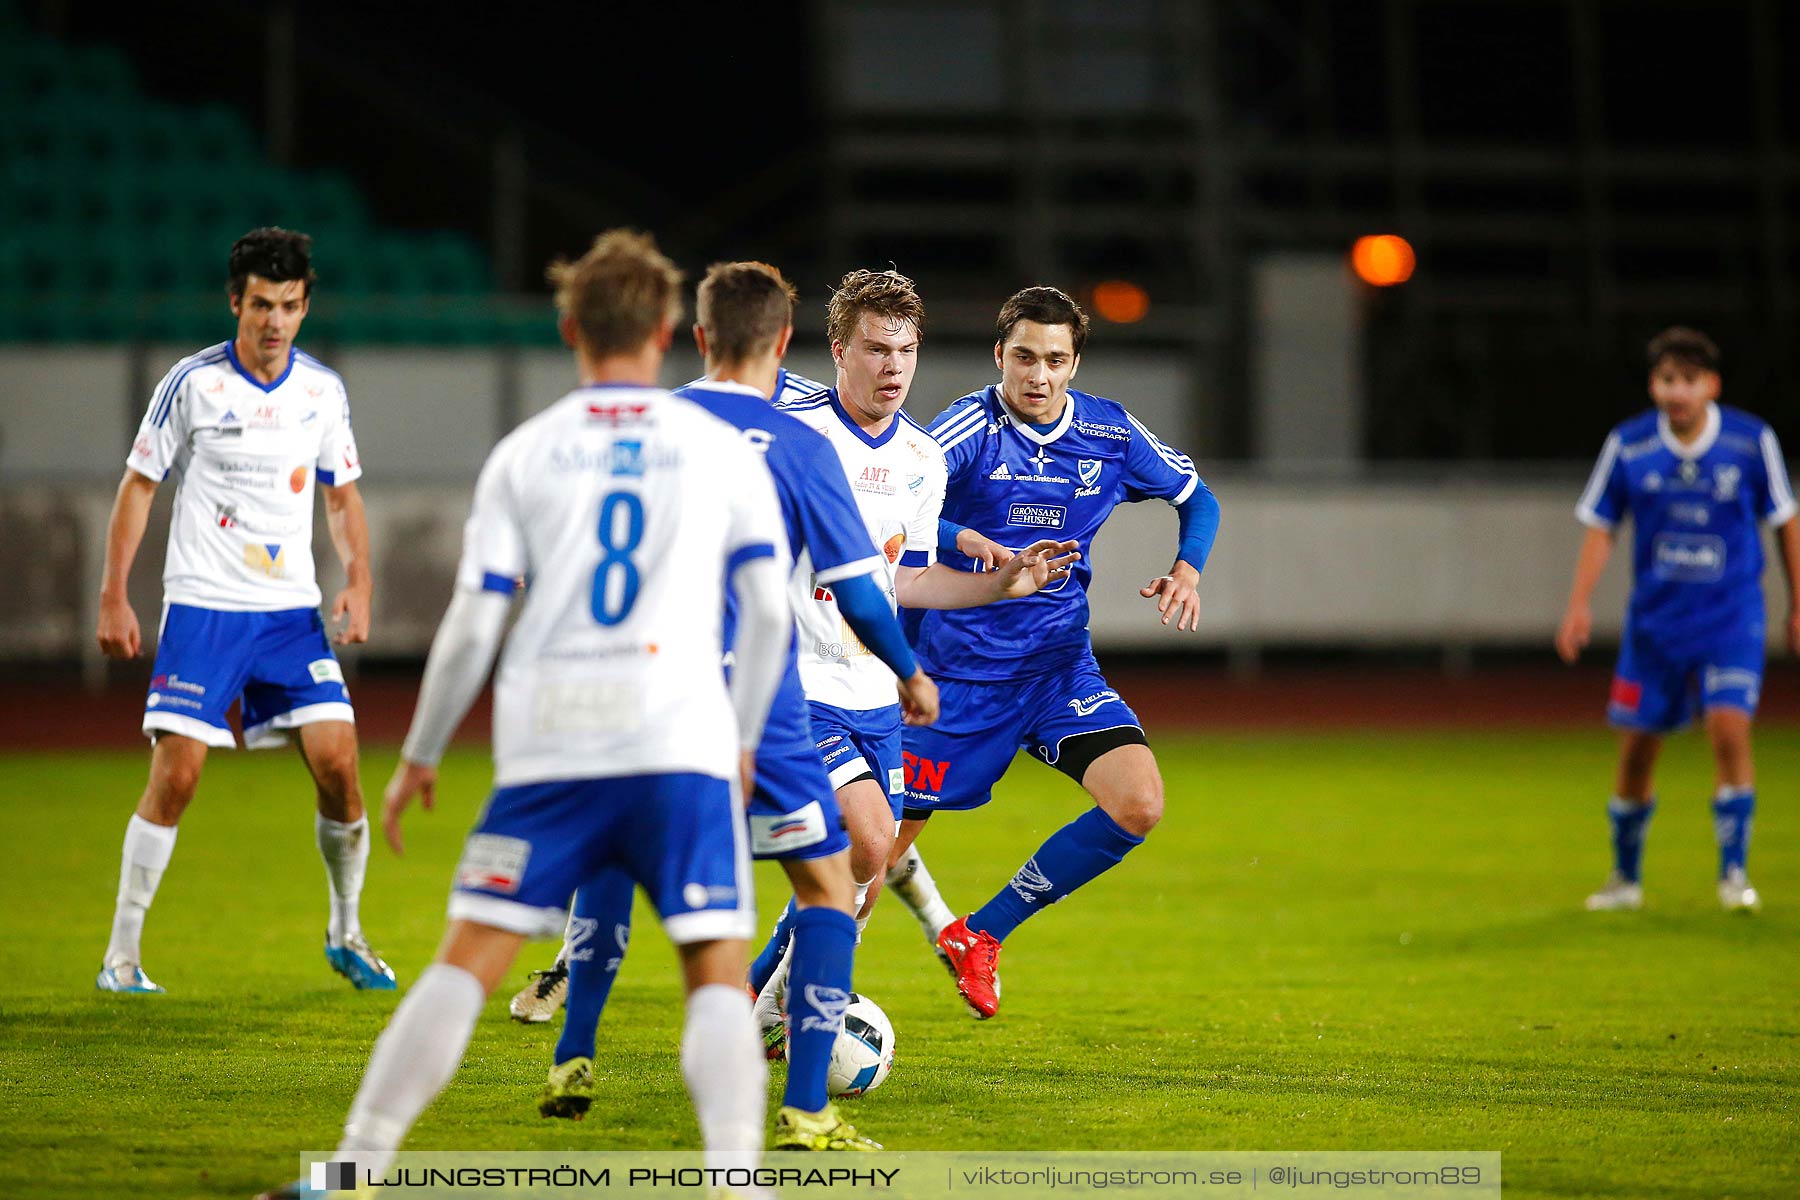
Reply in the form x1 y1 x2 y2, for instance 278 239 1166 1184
126 342 362 611
458 385 787 787
776 390 946 711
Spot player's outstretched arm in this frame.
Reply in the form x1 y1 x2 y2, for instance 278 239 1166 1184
1555 526 1615 665
322 481 373 645
895 539 1079 610
1777 516 1800 656
96 470 158 659
385 588 511 853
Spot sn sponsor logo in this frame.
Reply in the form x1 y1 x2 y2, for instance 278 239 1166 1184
902 750 949 793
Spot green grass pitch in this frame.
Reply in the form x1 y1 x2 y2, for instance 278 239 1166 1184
0 731 1794 1198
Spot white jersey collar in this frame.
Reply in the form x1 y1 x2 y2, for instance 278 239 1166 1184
688 378 769 399
1001 387 1076 446
1657 403 1720 459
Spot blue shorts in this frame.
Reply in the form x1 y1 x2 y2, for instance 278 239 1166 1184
900 653 1144 813
747 738 850 861
142 604 353 749
810 701 905 818
447 772 753 945
1609 630 1764 733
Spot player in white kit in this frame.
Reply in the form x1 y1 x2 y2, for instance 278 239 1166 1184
257 230 791 1199
94 227 392 995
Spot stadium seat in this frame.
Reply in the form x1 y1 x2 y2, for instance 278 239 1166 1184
0 29 501 344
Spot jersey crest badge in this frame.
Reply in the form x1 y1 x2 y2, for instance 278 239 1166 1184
1078 459 1102 488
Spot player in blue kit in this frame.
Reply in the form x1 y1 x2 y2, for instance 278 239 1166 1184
887 286 1220 1019
1556 327 1799 913
535 261 941 1151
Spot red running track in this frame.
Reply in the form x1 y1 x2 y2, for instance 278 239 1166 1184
6 661 1797 750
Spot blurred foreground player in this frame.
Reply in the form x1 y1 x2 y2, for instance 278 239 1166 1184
1557 326 1799 913
889 286 1220 1018
93 227 390 994
506 294 846 1026
537 261 940 1151
257 230 791 1199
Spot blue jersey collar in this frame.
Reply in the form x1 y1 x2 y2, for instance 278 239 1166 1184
1657 403 1720 460
829 388 900 448
1001 386 1076 446
224 341 296 393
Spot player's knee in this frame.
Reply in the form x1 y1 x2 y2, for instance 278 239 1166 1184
1109 780 1163 838
148 754 203 808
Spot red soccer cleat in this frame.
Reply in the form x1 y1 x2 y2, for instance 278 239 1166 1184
935 915 1003 1019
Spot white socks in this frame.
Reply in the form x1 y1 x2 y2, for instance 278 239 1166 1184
316 814 370 946
682 982 767 1173
338 963 486 1179
105 814 178 970
885 845 955 939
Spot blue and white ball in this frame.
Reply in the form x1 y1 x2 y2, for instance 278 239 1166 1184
827 993 895 1098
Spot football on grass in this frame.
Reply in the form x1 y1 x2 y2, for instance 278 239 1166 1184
827 993 895 1097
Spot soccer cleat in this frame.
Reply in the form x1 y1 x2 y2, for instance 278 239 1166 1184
936 916 1002 1019
1583 873 1643 912
771 1103 882 1151
1718 868 1762 913
325 933 397 990
509 961 570 1023
538 1056 595 1120
95 962 164 994
759 1009 788 1062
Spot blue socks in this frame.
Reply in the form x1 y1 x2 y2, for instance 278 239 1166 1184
1712 786 1754 877
554 870 635 1066
1607 796 1655 884
750 896 799 995
781 906 857 1113
969 807 1144 943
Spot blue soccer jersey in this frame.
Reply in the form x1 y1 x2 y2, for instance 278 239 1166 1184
674 381 885 757
912 385 1202 682
1577 404 1796 653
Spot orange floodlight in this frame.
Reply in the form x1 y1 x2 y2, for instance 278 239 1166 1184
1350 235 1416 286
1091 280 1150 323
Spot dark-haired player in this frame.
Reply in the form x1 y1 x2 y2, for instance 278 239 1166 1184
887 286 1220 1019
94 227 392 993
1557 326 1799 913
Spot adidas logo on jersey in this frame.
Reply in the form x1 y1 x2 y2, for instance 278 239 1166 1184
989 463 1012 480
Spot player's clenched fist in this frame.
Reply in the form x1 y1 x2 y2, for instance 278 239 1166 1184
898 667 940 726
96 595 142 659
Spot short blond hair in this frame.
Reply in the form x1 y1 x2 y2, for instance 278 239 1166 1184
825 267 924 349
546 229 683 358
696 261 797 364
